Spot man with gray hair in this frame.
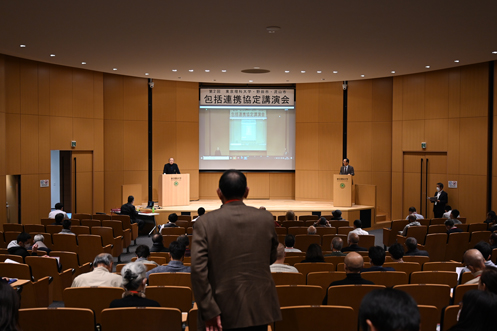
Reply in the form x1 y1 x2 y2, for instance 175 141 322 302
325 237 346 256
404 237 429 257
71 253 122 287
32 234 50 254
270 244 298 273
307 225 317 235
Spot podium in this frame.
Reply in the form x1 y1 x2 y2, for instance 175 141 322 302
158 174 190 207
333 175 353 207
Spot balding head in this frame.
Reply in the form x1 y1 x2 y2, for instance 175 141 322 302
344 252 364 273
332 237 343 251
349 232 360 245
276 243 286 262
307 226 317 235
464 249 486 273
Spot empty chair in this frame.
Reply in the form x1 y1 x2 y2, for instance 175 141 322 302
40 218 53 226
299 215 318 222
161 227 186 235
423 262 463 272
77 234 113 264
294 235 321 251
361 271 409 287
329 220 349 228
276 285 325 307
24 224 45 233
383 262 421 276
430 218 447 225
52 233 78 253
287 227 308 236
428 224 448 234
337 226 354 235
468 223 488 232
19 307 95 331
294 263 334 276
146 286 193 311
306 271 346 296
274 305 356 331
453 283 478 304
91 226 123 260
0 261 32 280
148 272 192 289
49 251 92 279
70 226 90 235
3 223 24 232
113 214 139 245
404 226 428 245
410 271 458 287
403 255 430 264
72 213 92 220
315 227 336 236
323 255 346 266
0 254 24 264
45 225 63 235
383 220 409 247
64 287 124 324
4 231 21 243
275 227 287 235
445 232 470 261
417 305 439 331
101 307 182 331
271 272 305 286
358 235 375 248
469 231 491 248
418 233 447 262
25 256 74 301
81 219 101 228
394 284 451 311
92 214 112 221
442 305 460 331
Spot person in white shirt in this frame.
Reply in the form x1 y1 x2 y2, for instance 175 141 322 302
348 219 369 241
71 253 122 287
405 206 424 220
284 234 302 253
192 207 205 223
48 202 68 219
270 243 299 273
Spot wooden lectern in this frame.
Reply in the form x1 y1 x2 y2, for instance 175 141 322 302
333 175 353 207
158 174 190 207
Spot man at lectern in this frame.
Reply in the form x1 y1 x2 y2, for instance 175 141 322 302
339 158 354 176
163 157 180 174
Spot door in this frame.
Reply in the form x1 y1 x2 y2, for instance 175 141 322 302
71 151 94 214
403 153 447 219
5 175 20 224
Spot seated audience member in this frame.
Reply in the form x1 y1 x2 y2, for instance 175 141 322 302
362 246 395 272
120 195 144 230
443 205 453 219
448 290 497 331
484 210 496 225
489 232 497 249
72 253 122 287
147 241 191 277
445 219 463 234
177 235 191 257
300 243 325 263
270 244 299 273
404 237 429 257
150 234 168 252
0 279 21 331
450 209 462 224
52 212 65 226
322 252 374 304
285 210 296 221
313 217 331 228
406 206 424 220
284 234 301 253
342 232 368 252
388 243 404 262
463 249 486 284
479 267 497 295
401 215 421 236
59 219 74 234
7 233 38 258
48 202 68 219
459 242 496 284
325 237 347 257
348 219 369 241
31 234 50 254
359 288 420 331
489 222 497 233
332 210 343 220
135 245 159 266
307 226 317 235
192 207 205 222
110 262 160 308
160 213 179 231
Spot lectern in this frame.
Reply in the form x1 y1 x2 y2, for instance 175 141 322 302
158 174 190 207
333 175 353 207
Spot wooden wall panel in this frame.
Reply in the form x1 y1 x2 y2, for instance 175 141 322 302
103 120 124 171
38 63 50 116
176 82 199 122
38 116 51 174
245 173 270 199
103 74 123 120
317 171 334 201
123 170 148 204
38 173 51 221
176 122 199 170
20 174 39 223
124 77 147 120
153 80 177 122
72 118 94 151
371 122 392 172
94 171 105 213
72 69 94 119
424 70 449 119
152 121 177 170
6 113 20 174
347 122 372 172
424 119 448 151
392 77 403 121
123 121 147 171
104 171 123 210
93 73 104 119
295 171 319 200
448 68 461 119
20 59 38 115
199 172 220 199
296 83 319 123
348 80 372 122
269 173 295 199
0 55 6 224
295 123 319 170
318 82 342 122
402 74 425 120
459 63 488 118
50 116 73 150
459 117 487 176
20 114 39 174
50 66 73 117
402 120 424 151
373 78 393 122
93 119 104 172
5 57 20 114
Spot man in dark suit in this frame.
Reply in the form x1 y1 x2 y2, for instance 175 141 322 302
150 234 169 252
163 157 180 174
120 195 144 229
431 182 448 218
361 246 395 272
339 158 355 176
191 170 281 331
445 219 463 234
342 232 368 252
404 237 429 257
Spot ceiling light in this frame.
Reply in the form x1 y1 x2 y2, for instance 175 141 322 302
113 68 117 71
254 67 260 69
321 78 325 81
301 71 306 73
425 65 430 69
286 80 289 82
20 44 26 48
391 70 396 74
454 60 460 63
189 69 194 72
50 54 55 57
266 26 281 34
333 71 338 74
285 71 290 73
221 70 227 73
205 70 210 72
361 75 365 77
178 77 181 79
81 62 86 65
317 71 322 74
172 69 177 72
493 51 497 54
249 80 253 82
213 79 216 81
145 73 149 76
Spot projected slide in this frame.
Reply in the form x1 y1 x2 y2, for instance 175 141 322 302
229 110 267 151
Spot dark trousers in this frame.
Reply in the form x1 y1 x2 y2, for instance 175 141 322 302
225 325 268 331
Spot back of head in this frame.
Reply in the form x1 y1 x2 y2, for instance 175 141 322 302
168 213 178 223
16 232 31 245
285 234 296 247
305 243 323 261
408 206 416 213
456 290 497 330
62 219 71 230
490 232 497 245
331 237 343 251
33 234 44 243
332 210 342 219
405 237 418 251
480 267 497 295
451 209 460 218
219 170 247 200
93 253 113 268
349 232 360 244
135 245 150 258
54 213 64 224
318 217 327 226
344 252 364 273
474 241 492 261
444 205 452 212
369 246 386 266
151 233 163 244
488 211 496 220
197 207 205 216
121 262 146 291
276 243 285 260
177 235 189 248
359 288 420 331
55 202 63 210
127 195 134 204
0 280 20 331
353 219 362 229
464 249 485 269
307 226 316 235
388 243 405 260
285 210 295 221
169 241 186 260
408 214 417 223
444 219 454 228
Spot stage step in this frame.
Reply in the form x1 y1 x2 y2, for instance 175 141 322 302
376 213 387 223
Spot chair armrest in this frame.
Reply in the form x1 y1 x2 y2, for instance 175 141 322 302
396 235 407 245
59 269 74 290
103 244 113 254
79 262 92 275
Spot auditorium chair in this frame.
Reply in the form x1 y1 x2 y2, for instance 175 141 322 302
0 254 24 264
430 218 446 225
275 227 287 235
410 271 458 287
287 227 308 236
64 287 124 324
306 271 346 297
418 233 447 262
469 223 488 233
337 226 354 235
329 220 349 228
299 215 318 222
442 305 460 331
417 305 439 331
0 248 7 254
175 220 191 232
101 220 131 253
394 284 451 311
294 262 334 276
422 261 463 272
40 218 53 226
69 225 90 235
361 271 409 287
114 215 139 245
274 305 355 331
276 285 324 307
45 225 63 235
271 272 305 286
163 234 181 248
323 255 346 266
460 271 476 284
336 262 371 271
150 251 170 261
116 263 157 273
402 255 430 264
161 227 186 236
177 215 192 221
24 224 45 233
49 251 92 279
493 248 497 264
92 214 111 221
72 213 92 220
77 234 113 264
101 307 182 331
418 219 430 226
382 220 408 247
469 230 491 248
455 223 469 232
52 233 79 253
358 234 375 248
315 227 336 236
4 231 21 244
146 286 193 314
3 223 24 232
452 283 477 304
277 234 286 245
91 226 123 261
131 255 167 265
71 219 81 226
25 256 74 301
428 224 447 234
293 235 321 252
187 307 198 331
148 272 192 290
281 221 305 229
19 307 95 331
305 220 318 226
81 219 101 228
401 226 428 245
445 232 470 261
321 234 348 250
383 262 421 276
187 226 194 235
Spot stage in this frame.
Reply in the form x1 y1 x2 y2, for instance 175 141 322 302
139 199 376 227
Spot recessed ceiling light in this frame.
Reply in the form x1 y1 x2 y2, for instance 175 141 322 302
301 71 306 73
266 26 281 34
317 71 322 74
285 70 290 73
20 44 26 48
178 77 181 79
172 69 177 72
286 80 289 82
50 54 55 57
321 78 325 81
391 70 396 74
493 51 497 54
333 71 338 74
205 70 210 72
221 70 227 73
113 68 117 71
249 80 253 82
425 65 430 69
213 79 216 81
454 60 460 63
145 73 149 76
254 67 260 69
189 69 194 72
361 74 365 77
81 62 86 65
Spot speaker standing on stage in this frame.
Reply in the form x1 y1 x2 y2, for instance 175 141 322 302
340 158 355 176
163 157 180 174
